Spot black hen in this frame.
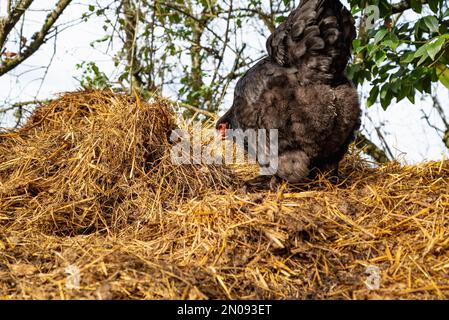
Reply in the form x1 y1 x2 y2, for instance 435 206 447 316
216 0 361 183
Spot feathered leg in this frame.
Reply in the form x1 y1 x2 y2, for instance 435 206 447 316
276 150 311 183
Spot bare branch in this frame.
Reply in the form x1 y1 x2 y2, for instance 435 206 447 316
0 0 34 50
0 99 49 114
0 0 72 76
122 0 143 93
392 0 429 14
355 132 390 164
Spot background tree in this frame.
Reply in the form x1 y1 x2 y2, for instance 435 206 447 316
0 0 75 126
83 0 296 116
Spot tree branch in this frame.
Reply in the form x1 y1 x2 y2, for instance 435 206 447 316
0 0 34 50
355 132 390 164
0 0 72 76
0 99 49 113
391 0 429 14
122 0 143 93
431 95 449 149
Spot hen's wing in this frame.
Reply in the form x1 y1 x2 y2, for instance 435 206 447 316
266 0 356 84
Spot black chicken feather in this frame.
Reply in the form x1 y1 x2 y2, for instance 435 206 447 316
216 0 361 183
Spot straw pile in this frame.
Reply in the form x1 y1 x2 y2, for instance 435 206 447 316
0 90 448 299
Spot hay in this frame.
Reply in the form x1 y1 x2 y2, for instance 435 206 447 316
0 91 232 235
1 90 449 299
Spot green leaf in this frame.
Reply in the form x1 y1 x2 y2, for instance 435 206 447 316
426 36 446 60
422 76 432 94
417 53 429 66
380 85 393 109
436 64 449 89
411 0 423 13
398 83 412 102
415 20 425 41
88 5 95 12
401 52 416 64
428 0 439 13
236 18 242 28
374 29 388 44
377 0 392 16
275 16 287 23
414 44 428 58
382 40 395 50
375 50 387 66
382 33 400 50
423 16 439 33
367 86 379 107
389 77 400 93
444 8 449 18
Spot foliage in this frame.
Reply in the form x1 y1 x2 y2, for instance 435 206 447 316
347 0 449 109
76 62 111 90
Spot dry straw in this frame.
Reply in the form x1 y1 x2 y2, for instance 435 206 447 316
0 90 448 299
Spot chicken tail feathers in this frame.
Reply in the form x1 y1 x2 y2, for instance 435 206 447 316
266 0 356 83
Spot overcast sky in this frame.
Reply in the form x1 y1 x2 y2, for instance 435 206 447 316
1 0 448 164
